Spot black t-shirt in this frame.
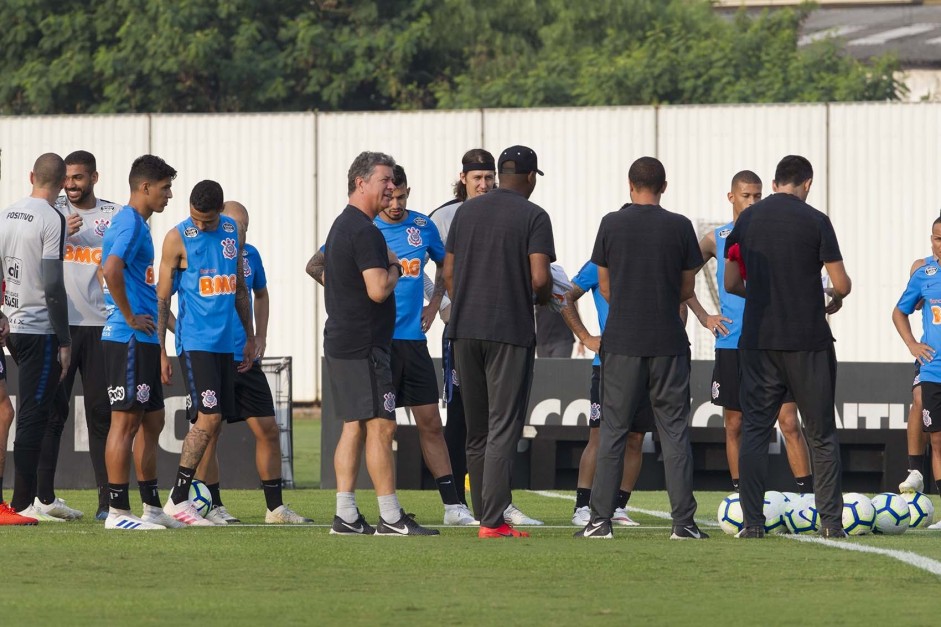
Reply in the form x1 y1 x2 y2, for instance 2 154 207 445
591 203 702 356
445 187 556 347
725 193 842 351
323 205 395 358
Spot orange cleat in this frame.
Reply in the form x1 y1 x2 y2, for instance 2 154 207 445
478 523 529 538
0 501 38 526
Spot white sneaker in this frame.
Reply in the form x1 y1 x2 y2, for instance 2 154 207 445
572 506 590 526
105 508 165 530
927 519 941 530
265 505 313 524
33 497 83 520
612 507 640 527
18 505 65 522
443 504 478 526
205 505 241 525
899 469 924 494
163 498 216 526
504 504 543 526
141 503 186 529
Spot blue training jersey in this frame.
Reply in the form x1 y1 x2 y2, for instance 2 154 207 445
374 211 445 340
175 215 240 355
101 206 158 344
232 243 267 359
897 256 941 383
714 221 745 349
570 260 608 367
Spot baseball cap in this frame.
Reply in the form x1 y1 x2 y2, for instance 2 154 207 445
498 145 544 176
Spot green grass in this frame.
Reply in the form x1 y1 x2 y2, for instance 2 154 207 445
4 487 941 626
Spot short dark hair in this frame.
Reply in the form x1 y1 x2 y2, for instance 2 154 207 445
774 155 813 187
32 153 65 188
129 154 177 190
731 170 761 189
64 150 96 172
392 164 408 188
347 151 395 195
454 148 495 201
190 180 224 213
628 156 666 192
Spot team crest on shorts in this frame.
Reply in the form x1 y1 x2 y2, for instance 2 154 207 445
184 227 198 238
924 409 933 428
926 266 938 276
383 392 396 413
590 402 601 422
451 368 459 387
107 386 125 404
0 359 4 375
711 381 721 400
222 221 236 233
136 383 151 404
185 395 193 410
94 219 111 237
413 216 427 227
719 229 732 238
221 238 237 259
406 227 422 247
201 390 218 409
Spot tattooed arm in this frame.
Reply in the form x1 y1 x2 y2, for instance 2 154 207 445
306 250 326 286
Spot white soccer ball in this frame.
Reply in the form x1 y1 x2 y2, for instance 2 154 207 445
188 479 213 517
871 492 910 535
717 492 744 535
763 491 788 534
784 505 819 534
841 492 875 536
903 491 935 528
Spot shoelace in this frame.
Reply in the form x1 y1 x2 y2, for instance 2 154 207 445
0 502 18 515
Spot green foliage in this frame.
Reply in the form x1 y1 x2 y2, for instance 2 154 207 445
0 0 904 114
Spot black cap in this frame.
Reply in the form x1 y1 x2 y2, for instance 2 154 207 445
498 145 543 176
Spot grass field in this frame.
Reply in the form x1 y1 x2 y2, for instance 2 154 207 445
5 417 941 626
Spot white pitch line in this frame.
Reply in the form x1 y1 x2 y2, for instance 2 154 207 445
785 535 941 577
529 490 720 527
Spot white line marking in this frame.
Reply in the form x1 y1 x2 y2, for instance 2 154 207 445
848 24 938 46
786 535 941 577
529 490 720 527
798 26 863 46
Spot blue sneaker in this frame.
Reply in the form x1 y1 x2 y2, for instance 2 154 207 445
96 509 108 521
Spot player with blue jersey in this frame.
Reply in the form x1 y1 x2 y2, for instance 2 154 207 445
686 171 812 493
101 154 180 531
893 216 941 529
308 165 475 525
157 180 254 527
190 201 312 525
562 259 653 527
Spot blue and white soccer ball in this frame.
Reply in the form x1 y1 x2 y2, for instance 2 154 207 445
717 493 744 535
763 491 787 534
903 491 935 528
784 504 819 534
841 492 875 536
871 492 910 535
188 479 213 517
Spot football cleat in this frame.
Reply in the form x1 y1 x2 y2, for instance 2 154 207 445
162 498 215 526
899 469 924 494
571 506 591 527
735 526 765 539
375 510 440 536
32 497 83 521
443 504 478 526
266 505 313 524
0 501 38 526
330 512 375 536
105 508 166 530
18 505 65 522
927 519 941 530
504 504 543 526
479 523 529 538
142 503 185 529
574 520 613 539
205 505 240 525
670 523 709 540
612 507 640 527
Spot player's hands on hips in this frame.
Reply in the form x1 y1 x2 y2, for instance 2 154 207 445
420 304 436 333
160 352 173 385
824 294 843 315
703 314 732 337
239 338 255 373
908 341 935 366
254 336 267 360
582 335 601 353
58 346 71 381
66 213 83 236
127 313 156 334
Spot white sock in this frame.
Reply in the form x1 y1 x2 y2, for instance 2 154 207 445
336 492 358 524
377 494 402 523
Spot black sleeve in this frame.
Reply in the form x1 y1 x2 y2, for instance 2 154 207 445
590 216 608 268
818 214 843 263
353 226 388 272
528 210 556 261
681 218 704 270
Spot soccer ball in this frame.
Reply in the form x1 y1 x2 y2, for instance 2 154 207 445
841 492 875 536
188 479 213 517
717 493 744 535
763 491 787 534
871 492 910 535
784 506 819 534
903 491 935 528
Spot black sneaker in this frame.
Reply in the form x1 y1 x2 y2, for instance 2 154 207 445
735 525 765 539
375 510 440 536
574 519 613 539
670 523 709 540
329 511 375 536
818 527 847 539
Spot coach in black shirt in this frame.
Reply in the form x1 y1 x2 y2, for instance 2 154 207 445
579 157 705 540
725 155 851 539
444 145 555 538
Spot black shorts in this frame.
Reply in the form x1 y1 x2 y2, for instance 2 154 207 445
919 381 941 433
712 348 793 411
180 350 236 422
232 360 275 421
590 365 654 432
325 346 395 422
0 350 6 381
390 340 439 407
913 361 922 389
102 338 164 412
